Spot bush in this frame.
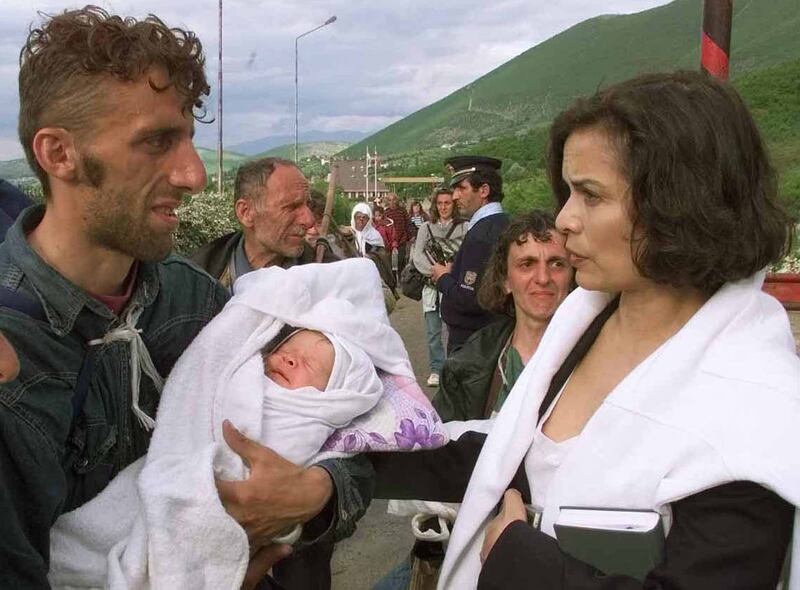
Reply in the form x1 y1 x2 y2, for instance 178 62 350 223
19 181 44 204
502 171 556 215
174 190 238 256
779 167 800 218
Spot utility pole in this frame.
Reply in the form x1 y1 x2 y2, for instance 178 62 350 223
701 0 732 80
365 146 370 200
373 146 378 199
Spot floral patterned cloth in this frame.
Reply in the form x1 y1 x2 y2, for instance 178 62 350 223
321 371 448 456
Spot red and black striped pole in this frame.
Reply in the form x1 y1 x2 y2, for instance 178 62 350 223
701 0 733 81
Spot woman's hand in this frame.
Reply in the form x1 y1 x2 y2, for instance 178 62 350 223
481 489 527 563
216 420 333 543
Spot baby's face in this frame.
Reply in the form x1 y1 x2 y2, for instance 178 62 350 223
264 330 334 391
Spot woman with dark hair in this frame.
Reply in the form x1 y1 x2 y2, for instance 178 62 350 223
407 200 430 242
378 212 571 590
445 70 799 589
371 71 799 590
411 189 467 386
434 210 573 420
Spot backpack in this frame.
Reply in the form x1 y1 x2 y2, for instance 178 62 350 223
366 248 397 293
400 261 426 301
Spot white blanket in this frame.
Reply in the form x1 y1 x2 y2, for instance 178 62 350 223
49 258 415 589
439 272 800 589
260 329 384 466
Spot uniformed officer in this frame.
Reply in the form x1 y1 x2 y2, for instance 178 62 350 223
431 155 510 353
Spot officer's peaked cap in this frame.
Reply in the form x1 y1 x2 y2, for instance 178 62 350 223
444 155 502 188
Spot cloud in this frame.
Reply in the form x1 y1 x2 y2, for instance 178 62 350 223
306 114 403 133
0 0 670 160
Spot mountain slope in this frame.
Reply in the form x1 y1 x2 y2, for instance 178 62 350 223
228 130 367 155
343 0 799 156
195 147 249 174
0 158 34 181
257 141 351 160
369 59 800 217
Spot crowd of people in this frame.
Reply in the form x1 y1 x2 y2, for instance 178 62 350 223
0 6 798 590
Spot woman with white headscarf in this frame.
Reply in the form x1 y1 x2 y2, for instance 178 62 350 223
348 202 398 312
350 202 385 256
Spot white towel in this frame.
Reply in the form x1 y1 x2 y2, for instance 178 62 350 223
439 272 800 589
49 258 414 590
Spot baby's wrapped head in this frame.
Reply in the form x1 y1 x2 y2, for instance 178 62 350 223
262 328 334 391
261 325 379 394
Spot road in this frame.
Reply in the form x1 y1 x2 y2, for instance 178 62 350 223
331 296 430 589
329 298 800 589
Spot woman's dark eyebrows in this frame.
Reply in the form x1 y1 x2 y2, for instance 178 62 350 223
570 178 605 191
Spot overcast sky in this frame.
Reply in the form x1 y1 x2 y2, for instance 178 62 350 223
0 0 670 160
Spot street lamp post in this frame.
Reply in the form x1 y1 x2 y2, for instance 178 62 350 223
217 0 223 196
294 15 336 162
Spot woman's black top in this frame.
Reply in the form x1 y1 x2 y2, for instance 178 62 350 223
369 299 793 589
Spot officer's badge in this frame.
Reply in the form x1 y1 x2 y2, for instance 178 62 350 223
464 271 477 286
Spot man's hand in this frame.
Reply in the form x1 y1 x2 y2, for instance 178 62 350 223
430 261 452 283
216 420 334 544
241 544 292 590
480 489 526 563
0 331 19 383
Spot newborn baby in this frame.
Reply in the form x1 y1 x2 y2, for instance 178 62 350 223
262 328 335 391
256 324 384 468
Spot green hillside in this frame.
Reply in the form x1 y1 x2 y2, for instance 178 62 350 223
343 0 799 157
0 142 333 185
196 147 249 174
257 141 351 160
374 59 800 217
0 157 34 181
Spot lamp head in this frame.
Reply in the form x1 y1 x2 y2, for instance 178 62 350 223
325 15 337 25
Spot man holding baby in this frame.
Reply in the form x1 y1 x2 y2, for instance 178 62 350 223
0 7 370 589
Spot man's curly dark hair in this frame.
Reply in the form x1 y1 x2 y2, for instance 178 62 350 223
18 5 210 195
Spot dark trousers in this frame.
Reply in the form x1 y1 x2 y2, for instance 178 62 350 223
445 324 474 355
396 242 408 277
271 538 335 590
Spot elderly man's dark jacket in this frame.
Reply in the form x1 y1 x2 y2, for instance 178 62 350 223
191 230 337 291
